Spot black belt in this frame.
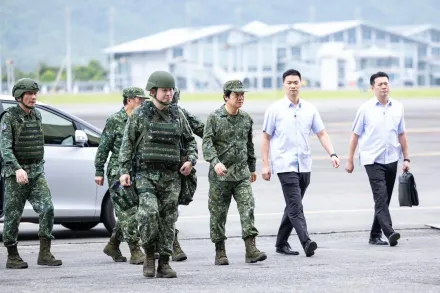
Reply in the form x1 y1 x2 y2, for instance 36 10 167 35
18 159 42 165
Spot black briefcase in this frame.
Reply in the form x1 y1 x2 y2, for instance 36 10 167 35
398 171 419 207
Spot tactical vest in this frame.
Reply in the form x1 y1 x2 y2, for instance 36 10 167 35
7 108 44 162
137 103 181 165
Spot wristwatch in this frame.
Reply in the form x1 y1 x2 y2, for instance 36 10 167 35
404 159 410 163
330 153 338 158
190 158 197 166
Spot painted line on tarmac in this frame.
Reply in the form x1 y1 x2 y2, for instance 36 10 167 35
179 206 440 220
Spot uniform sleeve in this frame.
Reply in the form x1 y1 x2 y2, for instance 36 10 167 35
118 112 140 176
180 107 204 138
180 111 198 162
202 114 221 168
94 118 114 177
247 116 256 173
0 113 22 171
352 107 365 136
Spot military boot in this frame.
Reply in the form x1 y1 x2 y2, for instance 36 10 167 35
37 237 63 266
103 233 127 262
156 255 177 278
244 236 267 263
129 243 145 265
172 229 187 262
143 248 156 278
215 241 229 265
6 245 28 269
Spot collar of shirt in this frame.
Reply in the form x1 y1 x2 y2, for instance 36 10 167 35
282 96 302 109
16 104 36 118
220 105 243 117
372 96 393 108
117 106 129 122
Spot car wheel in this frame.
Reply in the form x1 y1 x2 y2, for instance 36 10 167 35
61 222 99 231
102 195 116 234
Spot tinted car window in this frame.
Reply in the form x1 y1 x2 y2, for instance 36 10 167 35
38 108 76 146
83 127 101 147
1 101 76 146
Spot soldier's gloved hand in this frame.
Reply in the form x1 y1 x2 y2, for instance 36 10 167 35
95 176 104 186
16 169 28 185
180 161 193 176
120 174 131 187
214 163 227 176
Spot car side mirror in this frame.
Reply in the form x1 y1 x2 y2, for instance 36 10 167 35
75 130 88 146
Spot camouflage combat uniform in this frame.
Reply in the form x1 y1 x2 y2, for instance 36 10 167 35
119 71 198 278
169 87 204 262
0 78 62 269
94 87 146 264
202 80 266 265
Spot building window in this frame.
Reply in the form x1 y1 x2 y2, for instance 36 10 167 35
277 63 285 71
263 66 272 72
404 57 413 68
263 77 272 88
390 35 400 43
333 32 344 42
347 29 356 44
172 47 184 58
418 46 427 58
418 62 426 70
432 48 440 56
431 30 440 42
418 75 426 86
277 48 286 62
362 27 372 40
376 31 386 40
291 47 301 59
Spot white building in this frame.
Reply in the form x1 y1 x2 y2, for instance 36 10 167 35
103 20 436 91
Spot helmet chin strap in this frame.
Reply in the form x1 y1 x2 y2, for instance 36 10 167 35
151 93 171 106
18 98 35 110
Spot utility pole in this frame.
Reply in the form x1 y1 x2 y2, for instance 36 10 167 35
108 5 115 92
65 6 72 93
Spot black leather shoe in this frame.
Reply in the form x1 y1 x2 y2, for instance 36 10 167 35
304 240 317 257
388 232 400 247
369 238 389 245
276 243 299 255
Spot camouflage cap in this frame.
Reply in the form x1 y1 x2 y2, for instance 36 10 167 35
223 80 247 94
122 87 147 98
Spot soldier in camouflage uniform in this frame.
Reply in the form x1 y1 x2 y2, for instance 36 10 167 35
0 78 62 269
169 87 204 262
119 71 198 278
94 87 147 264
202 80 267 265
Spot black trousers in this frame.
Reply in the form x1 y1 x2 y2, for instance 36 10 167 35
275 171 311 248
364 161 398 239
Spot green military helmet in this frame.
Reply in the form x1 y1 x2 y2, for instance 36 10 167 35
145 71 175 91
223 79 248 95
122 87 147 99
172 87 180 104
12 78 40 100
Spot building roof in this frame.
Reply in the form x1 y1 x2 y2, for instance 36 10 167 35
388 24 435 36
103 25 235 54
242 20 428 45
294 20 361 36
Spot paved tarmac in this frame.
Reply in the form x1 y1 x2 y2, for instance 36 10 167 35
1 98 440 292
